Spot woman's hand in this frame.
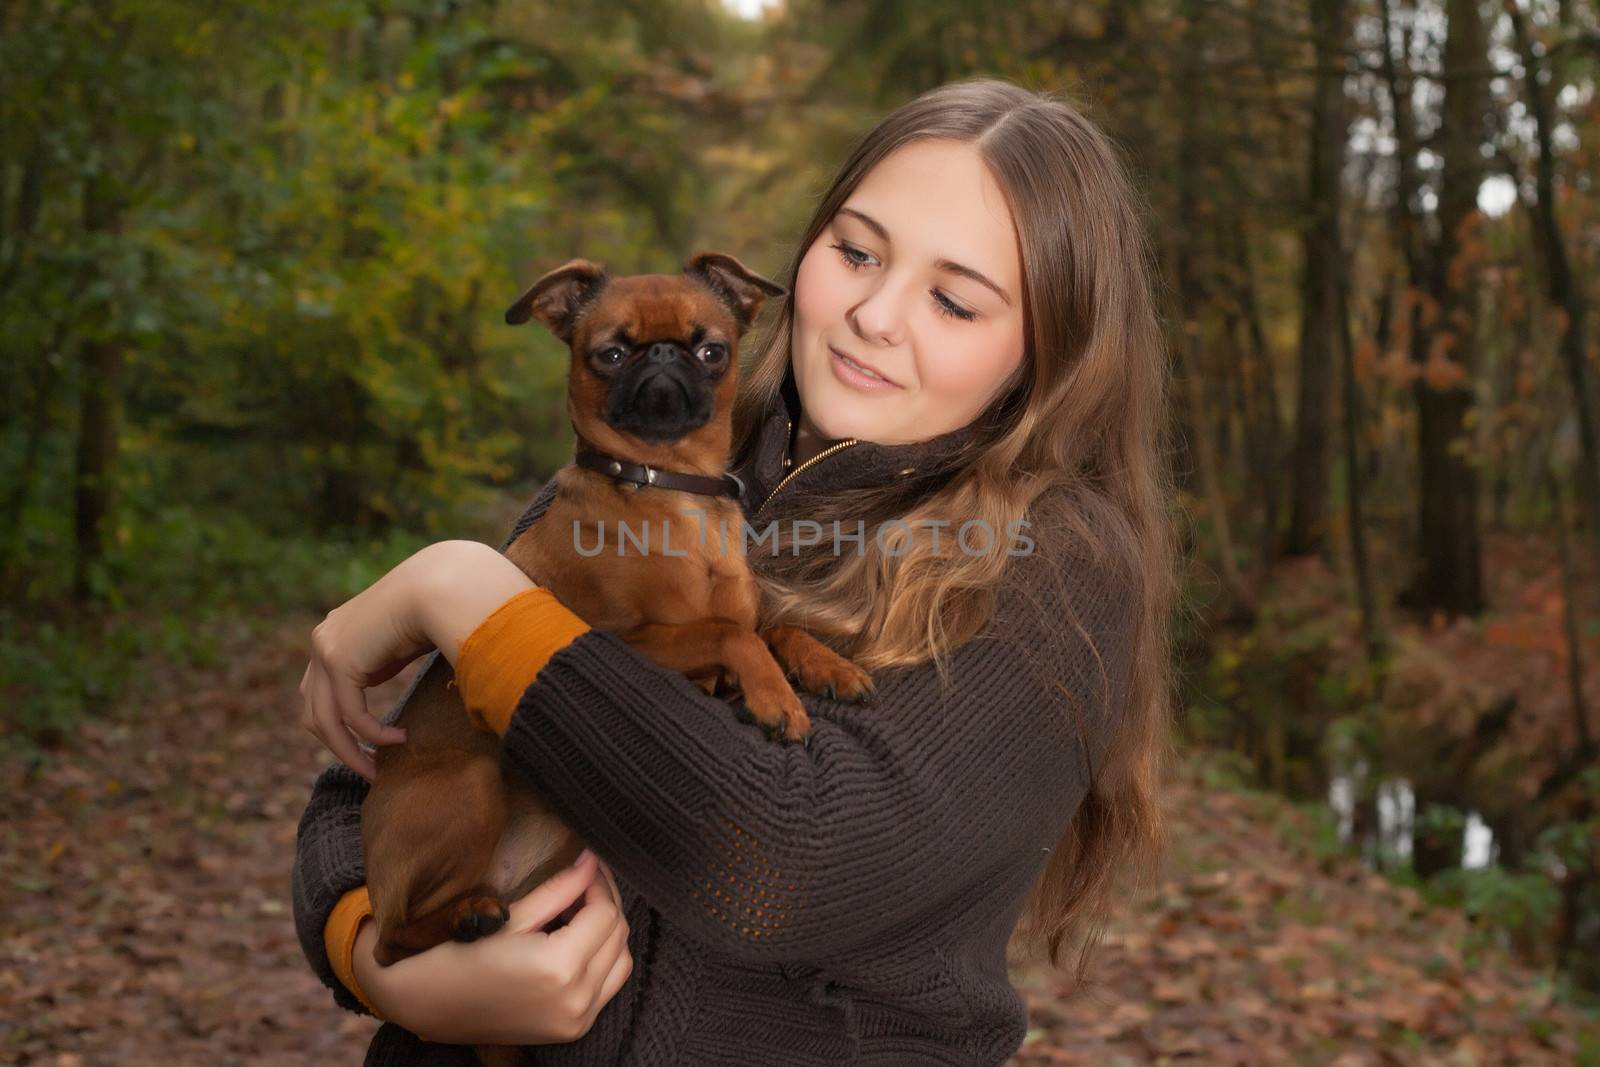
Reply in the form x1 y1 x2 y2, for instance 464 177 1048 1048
299 539 535 780
351 849 634 1046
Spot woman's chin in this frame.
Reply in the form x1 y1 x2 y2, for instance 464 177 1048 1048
815 384 904 424
811 405 886 443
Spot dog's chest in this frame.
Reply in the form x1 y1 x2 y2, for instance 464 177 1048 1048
503 484 752 633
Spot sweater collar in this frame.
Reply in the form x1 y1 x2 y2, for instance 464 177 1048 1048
732 365 980 517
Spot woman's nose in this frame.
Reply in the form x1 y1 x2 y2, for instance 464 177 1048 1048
848 275 909 347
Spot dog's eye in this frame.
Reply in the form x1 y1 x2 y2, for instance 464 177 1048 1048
592 346 626 367
696 343 727 364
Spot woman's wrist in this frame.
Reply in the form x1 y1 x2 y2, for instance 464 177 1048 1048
348 919 445 1042
349 919 397 1021
413 540 539 667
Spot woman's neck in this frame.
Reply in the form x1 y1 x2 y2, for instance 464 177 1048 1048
790 413 829 468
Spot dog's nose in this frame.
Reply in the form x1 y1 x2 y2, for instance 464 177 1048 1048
646 342 684 365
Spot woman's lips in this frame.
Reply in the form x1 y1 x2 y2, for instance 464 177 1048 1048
829 345 902 391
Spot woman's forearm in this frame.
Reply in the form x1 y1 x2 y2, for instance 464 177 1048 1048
414 540 540 666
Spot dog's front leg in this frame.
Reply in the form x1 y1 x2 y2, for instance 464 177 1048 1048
761 625 876 704
623 619 810 741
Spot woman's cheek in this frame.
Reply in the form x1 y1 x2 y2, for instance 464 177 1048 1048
923 338 989 396
967 322 1026 393
793 245 835 323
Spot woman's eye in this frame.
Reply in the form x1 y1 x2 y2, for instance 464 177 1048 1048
829 242 872 270
931 290 978 322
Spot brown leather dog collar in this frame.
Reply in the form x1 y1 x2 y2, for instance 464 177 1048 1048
576 450 746 501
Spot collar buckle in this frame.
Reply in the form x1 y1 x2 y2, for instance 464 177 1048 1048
576 450 741 500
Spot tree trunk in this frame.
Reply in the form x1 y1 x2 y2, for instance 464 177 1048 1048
2 322 65 595
71 177 126 604
1285 0 1352 559
0 138 44 300
1340 266 1385 662
1226 220 1286 581
1378 0 1430 561
1548 463 1594 753
1403 0 1488 617
1173 0 1253 618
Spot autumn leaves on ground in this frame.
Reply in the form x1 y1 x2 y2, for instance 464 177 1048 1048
0 606 1592 1067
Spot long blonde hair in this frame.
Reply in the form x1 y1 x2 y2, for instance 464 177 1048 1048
732 77 1179 983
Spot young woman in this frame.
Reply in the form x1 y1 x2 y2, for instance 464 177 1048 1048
294 76 1176 1065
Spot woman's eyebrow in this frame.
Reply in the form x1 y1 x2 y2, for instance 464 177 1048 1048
835 207 1013 307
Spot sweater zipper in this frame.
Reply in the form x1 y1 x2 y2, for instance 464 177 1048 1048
755 437 860 518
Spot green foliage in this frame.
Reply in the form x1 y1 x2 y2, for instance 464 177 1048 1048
1290 801 1350 868
1322 710 1381 764
1 504 433 750
1185 580 1370 800
1427 865 1561 961
1415 802 1469 860
1196 747 1259 792
1575 1026 1600 1067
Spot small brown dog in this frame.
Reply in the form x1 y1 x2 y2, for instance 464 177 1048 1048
360 253 874 1060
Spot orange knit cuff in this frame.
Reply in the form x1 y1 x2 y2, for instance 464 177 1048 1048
325 885 382 1018
455 586 592 736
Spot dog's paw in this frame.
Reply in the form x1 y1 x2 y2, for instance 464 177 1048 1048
762 722 807 745
805 661 875 705
769 710 811 744
745 684 811 743
451 895 510 943
842 678 877 705
780 703 812 743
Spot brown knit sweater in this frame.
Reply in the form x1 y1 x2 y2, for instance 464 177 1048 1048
291 373 1139 1066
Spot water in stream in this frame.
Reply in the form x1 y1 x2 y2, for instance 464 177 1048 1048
1328 761 1496 869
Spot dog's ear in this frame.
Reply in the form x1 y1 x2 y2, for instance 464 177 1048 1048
506 259 608 341
684 252 786 334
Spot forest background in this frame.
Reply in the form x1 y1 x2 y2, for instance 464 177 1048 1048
4 0 1600 1063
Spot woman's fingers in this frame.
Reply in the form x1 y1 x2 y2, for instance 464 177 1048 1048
573 883 632 1016
328 672 407 747
301 646 403 781
297 578 431 769
445 853 629 1042
308 670 377 781
548 871 627 960
585 893 630 980
595 859 622 910
505 850 598 933
595 923 634 1004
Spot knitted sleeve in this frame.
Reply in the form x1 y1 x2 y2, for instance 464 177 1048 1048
496 519 1138 965
289 477 564 1013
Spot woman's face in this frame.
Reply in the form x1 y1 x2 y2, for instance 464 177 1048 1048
789 138 1027 457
